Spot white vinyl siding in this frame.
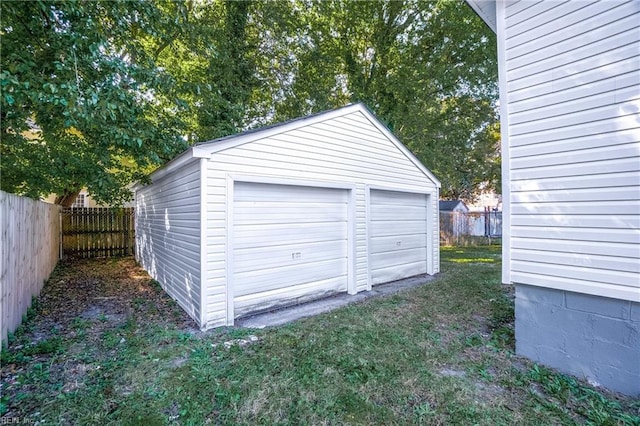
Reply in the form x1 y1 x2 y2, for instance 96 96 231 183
232 182 349 317
135 161 202 324
500 0 640 302
203 110 439 326
369 190 428 285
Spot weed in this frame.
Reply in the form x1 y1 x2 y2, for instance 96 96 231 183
526 364 640 425
71 317 90 330
487 289 515 351
414 402 437 419
3 336 64 365
464 333 484 347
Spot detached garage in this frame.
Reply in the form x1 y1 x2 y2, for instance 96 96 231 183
134 103 440 329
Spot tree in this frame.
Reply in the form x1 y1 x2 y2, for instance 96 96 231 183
2 0 499 205
247 0 499 201
150 0 259 143
1 1 189 206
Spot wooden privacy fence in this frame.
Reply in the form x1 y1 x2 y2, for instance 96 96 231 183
60 207 135 258
440 210 502 244
1 191 61 345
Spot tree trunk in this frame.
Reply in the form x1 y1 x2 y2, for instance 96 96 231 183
54 190 82 207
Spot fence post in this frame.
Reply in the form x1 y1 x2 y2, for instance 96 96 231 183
59 210 63 260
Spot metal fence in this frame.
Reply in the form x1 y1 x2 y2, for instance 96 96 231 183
60 207 134 258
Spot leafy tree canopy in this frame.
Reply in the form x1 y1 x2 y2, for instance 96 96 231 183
247 0 500 201
2 0 498 205
1 1 191 205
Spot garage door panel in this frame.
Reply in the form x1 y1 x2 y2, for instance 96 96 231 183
234 200 348 214
371 247 427 269
234 205 347 225
370 220 427 236
370 234 427 253
235 240 348 272
371 261 426 284
235 258 348 296
370 190 427 206
370 189 428 285
233 181 349 317
235 184 348 203
234 275 346 317
234 222 348 248
370 205 427 220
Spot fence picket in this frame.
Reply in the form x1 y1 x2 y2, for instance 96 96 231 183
1 191 60 344
60 207 134 258
440 211 502 245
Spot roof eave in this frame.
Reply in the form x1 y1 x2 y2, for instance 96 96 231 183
133 147 208 191
466 0 497 34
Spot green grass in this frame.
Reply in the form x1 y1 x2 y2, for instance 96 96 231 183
1 247 638 425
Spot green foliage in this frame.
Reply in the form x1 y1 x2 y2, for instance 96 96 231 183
488 292 515 350
1 0 188 205
248 0 500 201
2 336 64 365
2 0 499 204
527 365 640 425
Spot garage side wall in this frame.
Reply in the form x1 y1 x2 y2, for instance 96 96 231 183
135 160 202 326
202 110 439 327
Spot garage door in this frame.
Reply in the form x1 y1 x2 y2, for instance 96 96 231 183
233 182 349 317
369 189 428 285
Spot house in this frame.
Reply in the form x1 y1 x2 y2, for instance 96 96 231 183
468 0 640 395
134 103 441 329
42 189 99 208
42 188 135 208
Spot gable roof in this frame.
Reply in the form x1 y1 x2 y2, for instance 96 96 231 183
439 200 468 212
146 103 440 187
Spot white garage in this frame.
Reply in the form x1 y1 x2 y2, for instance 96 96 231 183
134 103 440 329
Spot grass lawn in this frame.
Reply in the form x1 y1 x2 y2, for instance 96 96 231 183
2 246 639 425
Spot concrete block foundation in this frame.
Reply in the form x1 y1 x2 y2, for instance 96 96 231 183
515 284 640 396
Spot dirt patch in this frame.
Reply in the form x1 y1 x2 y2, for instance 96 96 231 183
1 257 198 419
440 368 466 378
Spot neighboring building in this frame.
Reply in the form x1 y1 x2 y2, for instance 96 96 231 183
466 190 502 213
439 200 469 214
42 189 99 208
43 188 135 208
439 200 470 239
468 0 640 395
134 103 441 329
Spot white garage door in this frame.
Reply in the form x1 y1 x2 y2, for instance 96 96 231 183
233 182 349 317
369 189 428 285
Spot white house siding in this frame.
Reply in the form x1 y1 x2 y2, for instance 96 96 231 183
203 110 439 327
501 0 640 302
135 160 202 325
